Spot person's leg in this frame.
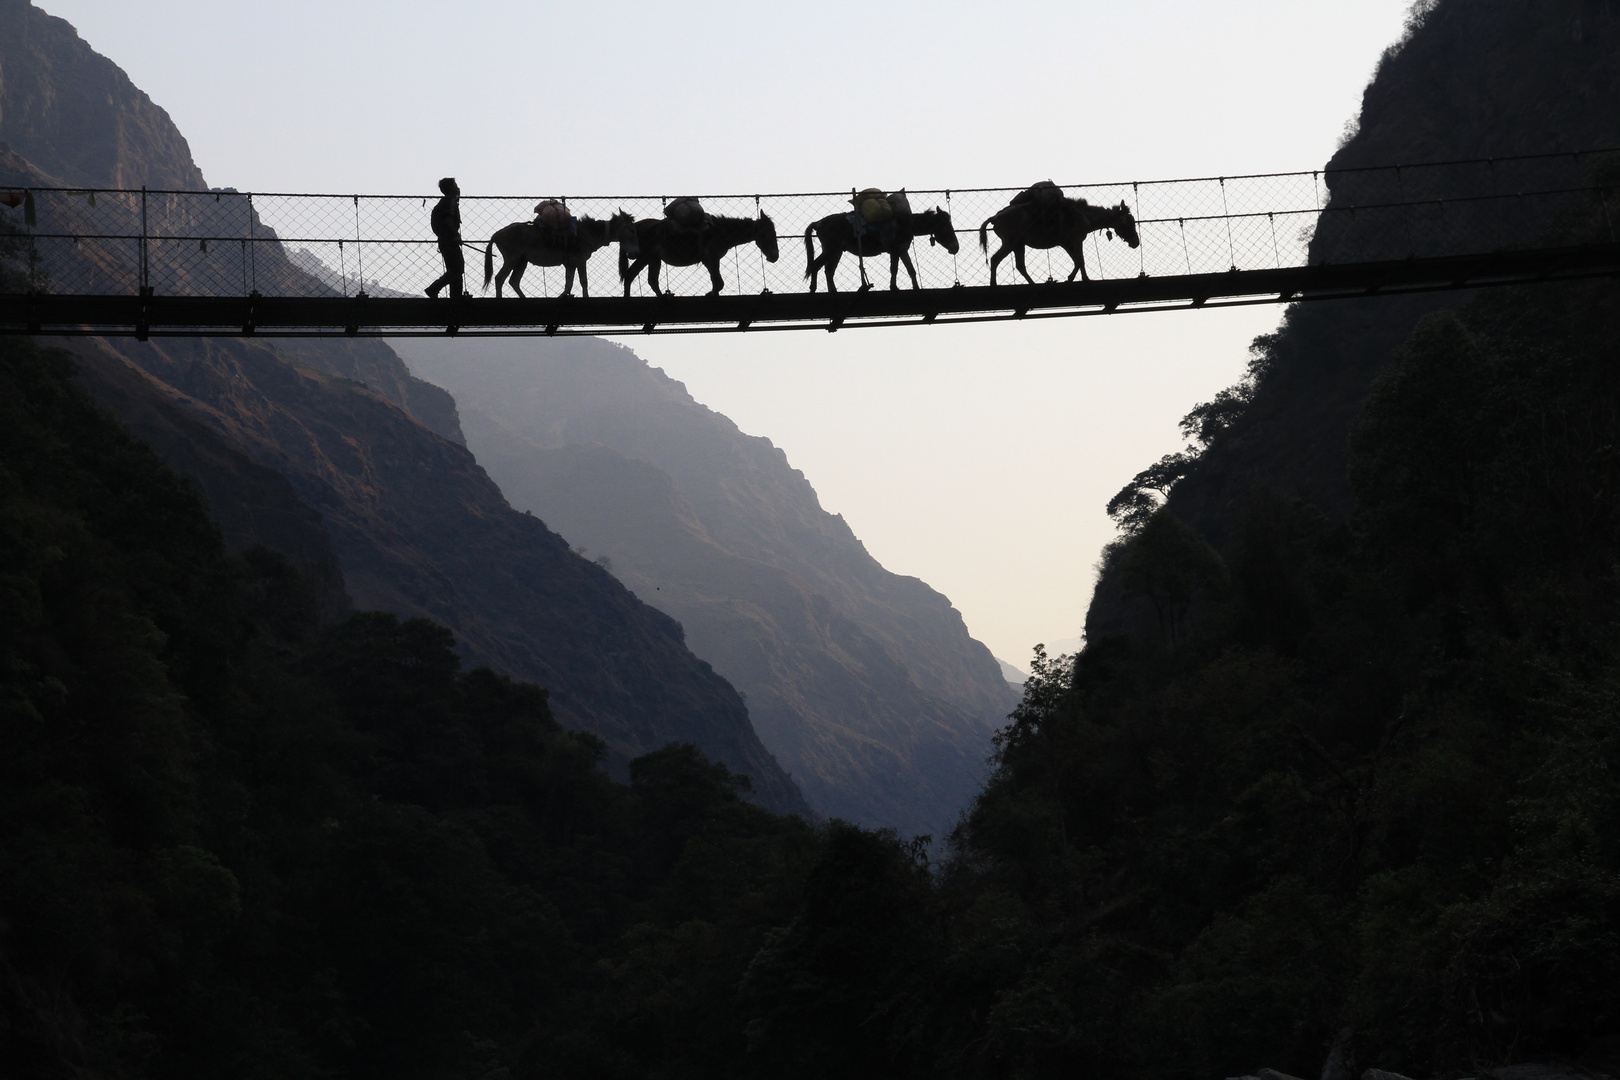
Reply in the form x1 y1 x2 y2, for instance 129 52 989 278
428 241 464 297
427 240 452 297
440 241 466 299
446 242 466 299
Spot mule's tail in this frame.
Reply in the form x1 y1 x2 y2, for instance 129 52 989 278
978 217 992 254
803 225 818 281
483 239 496 289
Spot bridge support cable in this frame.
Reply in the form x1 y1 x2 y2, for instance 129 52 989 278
2 148 1618 337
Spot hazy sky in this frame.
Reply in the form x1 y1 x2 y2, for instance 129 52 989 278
42 0 1416 666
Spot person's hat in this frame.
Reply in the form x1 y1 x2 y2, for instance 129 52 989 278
439 177 459 194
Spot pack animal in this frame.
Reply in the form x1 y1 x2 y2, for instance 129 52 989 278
619 212 780 297
979 189 1140 285
482 210 638 299
803 205 960 292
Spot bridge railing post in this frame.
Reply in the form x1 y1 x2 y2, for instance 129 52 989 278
248 193 257 296
1219 177 1236 271
139 185 149 295
353 194 366 296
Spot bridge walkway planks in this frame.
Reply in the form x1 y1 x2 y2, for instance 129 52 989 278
4 243 1619 339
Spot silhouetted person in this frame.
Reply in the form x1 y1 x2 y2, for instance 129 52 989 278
425 177 464 299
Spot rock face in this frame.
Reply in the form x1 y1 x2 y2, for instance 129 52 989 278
1089 0 1620 637
399 335 1019 837
0 1 808 814
0 0 206 190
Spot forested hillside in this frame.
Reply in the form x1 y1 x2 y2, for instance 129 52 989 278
941 247 1620 1076
0 333 829 1077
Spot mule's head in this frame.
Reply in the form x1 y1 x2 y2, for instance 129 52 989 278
756 212 780 263
927 208 961 255
1112 202 1141 248
611 208 640 260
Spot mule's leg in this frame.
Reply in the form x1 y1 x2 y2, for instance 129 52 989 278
578 260 589 299
1064 242 1088 282
1012 247 1035 286
988 243 1013 286
623 256 648 297
897 250 920 290
649 259 664 296
562 264 576 297
509 260 528 300
494 262 509 299
823 250 842 292
705 258 724 296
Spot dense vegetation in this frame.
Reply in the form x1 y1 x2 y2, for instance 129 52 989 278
6 204 1620 1076
0 334 849 1078
953 216 1620 1075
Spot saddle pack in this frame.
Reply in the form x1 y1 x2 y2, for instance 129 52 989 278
664 196 708 231
853 187 894 225
1011 180 1066 211
533 199 576 239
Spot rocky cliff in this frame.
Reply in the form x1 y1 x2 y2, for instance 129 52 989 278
0 1 808 813
400 336 1018 837
1089 0 1620 638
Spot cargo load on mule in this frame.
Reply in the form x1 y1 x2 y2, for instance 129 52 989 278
1009 180 1070 228
846 187 906 245
1010 180 1065 211
532 199 578 245
853 187 894 224
663 196 709 232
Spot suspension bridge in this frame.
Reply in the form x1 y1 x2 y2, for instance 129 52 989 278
2 149 1617 339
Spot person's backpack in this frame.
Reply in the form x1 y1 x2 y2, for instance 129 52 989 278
664 197 707 230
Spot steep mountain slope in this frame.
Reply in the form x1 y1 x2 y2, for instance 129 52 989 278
0 1 807 813
399 336 1017 836
1090 0 1620 636
65 338 352 622
0 0 204 190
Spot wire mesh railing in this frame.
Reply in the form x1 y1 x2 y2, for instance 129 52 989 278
4 149 1617 306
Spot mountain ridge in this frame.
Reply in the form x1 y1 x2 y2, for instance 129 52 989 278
0 0 808 814
400 336 1017 837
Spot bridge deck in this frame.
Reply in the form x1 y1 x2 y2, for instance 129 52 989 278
4 243 1618 338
